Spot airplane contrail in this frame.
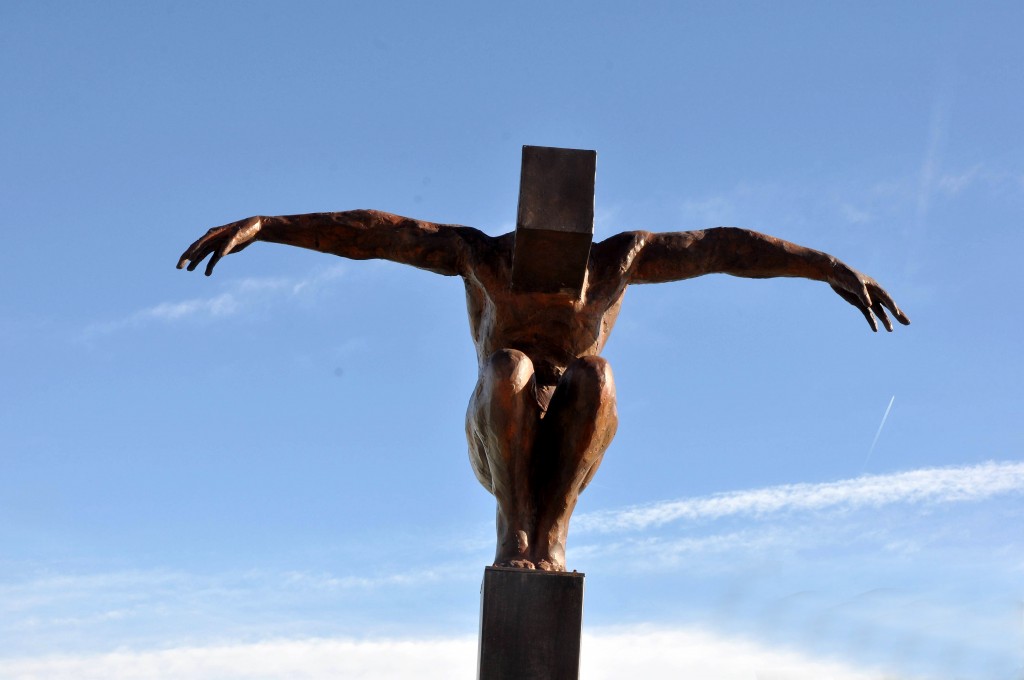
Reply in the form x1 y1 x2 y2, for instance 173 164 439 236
864 395 896 470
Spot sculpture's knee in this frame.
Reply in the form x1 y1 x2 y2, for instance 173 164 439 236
562 355 615 396
482 349 535 393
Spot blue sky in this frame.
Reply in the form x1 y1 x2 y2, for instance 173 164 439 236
2 2 1022 678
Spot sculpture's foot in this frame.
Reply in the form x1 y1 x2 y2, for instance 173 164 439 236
493 528 534 569
534 557 565 572
494 558 536 570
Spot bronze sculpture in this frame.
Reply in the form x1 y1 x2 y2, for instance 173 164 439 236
177 147 909 573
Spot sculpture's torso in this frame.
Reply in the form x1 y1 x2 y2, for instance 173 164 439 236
462 231 644 391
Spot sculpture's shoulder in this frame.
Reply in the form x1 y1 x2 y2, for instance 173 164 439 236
455 226 506 254
460 230 514 278
590 230 649 280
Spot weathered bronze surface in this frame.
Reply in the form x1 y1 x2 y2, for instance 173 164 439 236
177 146 910 572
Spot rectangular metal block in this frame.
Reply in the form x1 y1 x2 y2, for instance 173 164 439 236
477 566 585 680
512 228 594 296
516 146 597 234
512 145 596 296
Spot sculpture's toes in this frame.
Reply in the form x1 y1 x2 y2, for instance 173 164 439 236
494 558 536 570
534 558 565 572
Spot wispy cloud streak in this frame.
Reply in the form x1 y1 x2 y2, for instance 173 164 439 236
915 99 948 230
83 266 346 337
575 461 1024 533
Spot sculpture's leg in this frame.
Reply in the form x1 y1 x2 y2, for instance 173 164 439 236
531 356 618 572
466 349 542 569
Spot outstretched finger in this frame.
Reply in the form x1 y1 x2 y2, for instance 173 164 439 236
186 246 213 272
178 232 218 270
204 231 248 275
177 238 203 269
205 243 233 276
860 304 878 332
178 249 206 271
831 284 877 332
871 285 911 326
872 300 894 332
204 252 221 275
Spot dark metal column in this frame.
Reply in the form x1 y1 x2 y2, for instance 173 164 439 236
477 567 585 680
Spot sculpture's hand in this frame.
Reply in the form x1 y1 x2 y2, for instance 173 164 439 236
827 260 911 332
176 217 264 276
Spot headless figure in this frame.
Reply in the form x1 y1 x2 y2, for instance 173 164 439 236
178 183 908 573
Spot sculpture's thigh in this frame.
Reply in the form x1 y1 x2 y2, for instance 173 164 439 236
539 355 618 491
464 349 538 494
465 398 493 492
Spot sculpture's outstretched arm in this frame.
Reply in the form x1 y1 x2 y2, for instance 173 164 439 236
627 227 910 332
177 210 477 277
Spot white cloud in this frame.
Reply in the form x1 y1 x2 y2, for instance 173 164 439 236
678 193 740 227
936 164 982 195
3 463 1019 679
915 98 949 230
83 265 346 337
0 636 473 680
571 529 796 572
280 565 459 591
0 570 190 611
838 202 873 225
583 627 915 680
0 626 912 680
137 292 240 321
672 178 891 238
933 164 1024 198
593 202 624 239
575 461 1024 533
